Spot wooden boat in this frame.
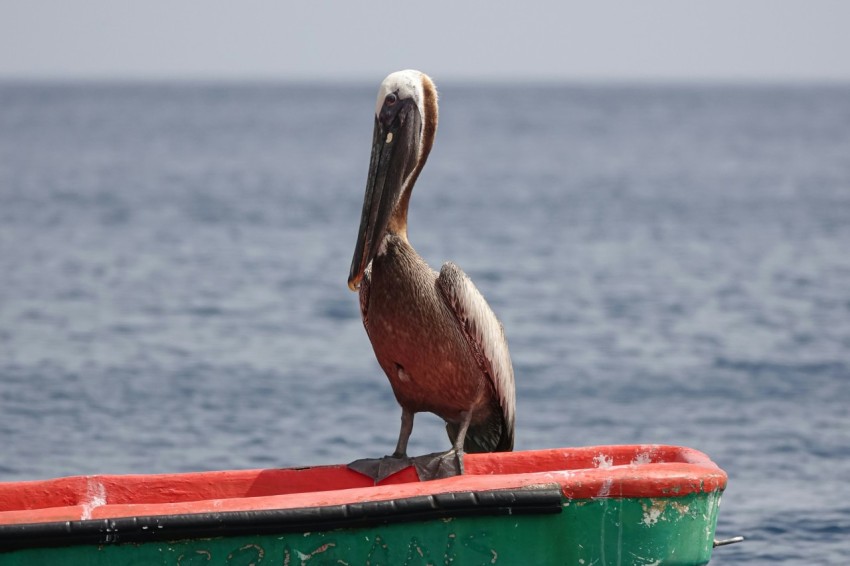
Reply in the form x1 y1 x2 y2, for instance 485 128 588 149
0 445 728 565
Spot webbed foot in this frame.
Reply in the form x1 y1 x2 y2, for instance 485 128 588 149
348 455 413 482
412 449 465 481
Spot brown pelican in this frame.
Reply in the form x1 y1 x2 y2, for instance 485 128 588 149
347 70 515 481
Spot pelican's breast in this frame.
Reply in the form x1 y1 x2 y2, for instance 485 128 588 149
365 236 487 420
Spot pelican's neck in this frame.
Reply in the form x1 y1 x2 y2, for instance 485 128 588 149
387 73 439 242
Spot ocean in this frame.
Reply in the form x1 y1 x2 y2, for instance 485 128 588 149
1 81 848 563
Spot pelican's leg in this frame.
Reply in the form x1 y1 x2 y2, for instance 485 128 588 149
392 408 414 457
412 411 470 481
348 409 415 482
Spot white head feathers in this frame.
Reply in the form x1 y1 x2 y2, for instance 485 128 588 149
375 69 428 123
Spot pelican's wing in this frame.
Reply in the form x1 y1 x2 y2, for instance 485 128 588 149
437 262 515 451
358 264 372 332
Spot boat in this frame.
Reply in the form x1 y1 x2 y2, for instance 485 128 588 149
0 445 729 565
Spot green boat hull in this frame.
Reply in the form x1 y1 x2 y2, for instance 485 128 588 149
1 491 720 565
0 445 729 565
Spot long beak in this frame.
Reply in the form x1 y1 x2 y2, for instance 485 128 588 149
348 102 420 290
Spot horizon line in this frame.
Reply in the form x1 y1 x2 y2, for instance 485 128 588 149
2 72 850 88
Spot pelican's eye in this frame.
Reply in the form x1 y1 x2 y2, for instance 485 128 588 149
385 93 398 106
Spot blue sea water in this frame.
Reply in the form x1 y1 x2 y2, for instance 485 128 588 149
1 81 849 563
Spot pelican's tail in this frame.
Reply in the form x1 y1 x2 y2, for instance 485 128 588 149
446 416 513 454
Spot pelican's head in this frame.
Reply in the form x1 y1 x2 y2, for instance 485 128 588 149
348 70 438 291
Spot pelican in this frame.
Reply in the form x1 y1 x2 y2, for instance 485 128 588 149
347 70 515 481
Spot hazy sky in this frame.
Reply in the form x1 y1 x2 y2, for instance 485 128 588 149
3 1 849 82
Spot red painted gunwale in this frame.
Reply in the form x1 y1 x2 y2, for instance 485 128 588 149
0 445 726 526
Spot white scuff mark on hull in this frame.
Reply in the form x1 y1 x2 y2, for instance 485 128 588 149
81 477 107 520
597 477 613 497
641 506 663 527
671 501 691 517
640 500 669 527
631 451 652 466
704 493 721 541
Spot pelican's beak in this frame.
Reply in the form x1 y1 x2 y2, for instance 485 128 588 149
348 97 421 290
